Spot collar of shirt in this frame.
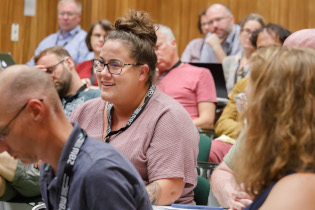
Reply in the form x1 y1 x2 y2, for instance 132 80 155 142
57 25 81 40
225 24 241 45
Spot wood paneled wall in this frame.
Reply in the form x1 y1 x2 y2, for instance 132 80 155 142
1 0 315 64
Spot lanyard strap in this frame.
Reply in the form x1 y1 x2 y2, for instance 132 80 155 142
55 30 79 47
58 129 87 210
156 60 182 83
62 84 87 108
90 65 96 86
104 84 155 142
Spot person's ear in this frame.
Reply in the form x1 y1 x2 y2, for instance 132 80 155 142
230 15 235 24
77 13 82 22
138 64 150 82
64 57 75 71
171 39 177 47
27 99 45 122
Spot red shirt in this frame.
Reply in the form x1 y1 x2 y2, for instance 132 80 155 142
76 60 98 86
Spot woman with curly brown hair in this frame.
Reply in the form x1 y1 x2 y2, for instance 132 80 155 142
234 46 315 209
70 10 198 206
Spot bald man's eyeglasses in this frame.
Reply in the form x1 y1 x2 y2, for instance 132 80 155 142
0 99 44 140
206 16 230 26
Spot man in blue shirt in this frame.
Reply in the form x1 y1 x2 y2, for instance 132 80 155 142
26 0 93 66
200 4 242 63
0 46 100 202
0 65 152 210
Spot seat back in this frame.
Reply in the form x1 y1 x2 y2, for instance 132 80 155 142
197 134 212 162
193 176 211 206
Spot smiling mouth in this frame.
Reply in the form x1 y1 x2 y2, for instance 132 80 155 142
102 82 115 86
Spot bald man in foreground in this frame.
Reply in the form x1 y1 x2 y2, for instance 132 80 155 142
0 65 151 209
210 28 315 210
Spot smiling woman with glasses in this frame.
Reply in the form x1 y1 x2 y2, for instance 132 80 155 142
70 10 199 206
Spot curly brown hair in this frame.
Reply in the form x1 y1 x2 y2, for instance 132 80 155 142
234 46 315 197
105 10 157 84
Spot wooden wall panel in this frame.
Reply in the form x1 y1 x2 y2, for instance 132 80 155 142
1 0 315 64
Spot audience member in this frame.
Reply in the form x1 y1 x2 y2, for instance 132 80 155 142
70 10 198 206
251 23 291 48
210 28 314 209
234 46 315 209
181 9 208 62
223 14 265 94
0 46 101 201
283 28 315 48
0 152 40 201
155 24 217 130
34 46 100 118
26 0 93 66
200 4 242 63
76 19 113 87
210 23 290 164
0 65 152 209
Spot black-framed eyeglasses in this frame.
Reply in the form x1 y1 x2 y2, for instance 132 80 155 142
93 59 143 75
0 99 44 140
46 59 66 75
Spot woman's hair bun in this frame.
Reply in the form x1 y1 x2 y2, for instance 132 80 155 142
114 10 157 47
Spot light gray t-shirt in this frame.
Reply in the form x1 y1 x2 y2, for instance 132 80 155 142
223 129 245 170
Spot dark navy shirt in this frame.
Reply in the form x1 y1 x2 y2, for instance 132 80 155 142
244 182 277 210
40 123 152 210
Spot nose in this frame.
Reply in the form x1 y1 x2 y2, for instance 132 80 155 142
99 36 105 43
212 21 219 29
100 65 112 77
50 73 56 79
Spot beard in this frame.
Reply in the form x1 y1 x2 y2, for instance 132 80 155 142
57 66 72 98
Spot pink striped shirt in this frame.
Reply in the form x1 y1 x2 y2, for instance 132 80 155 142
70 88 199 204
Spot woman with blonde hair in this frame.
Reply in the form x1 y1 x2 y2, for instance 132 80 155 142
234 46 315 209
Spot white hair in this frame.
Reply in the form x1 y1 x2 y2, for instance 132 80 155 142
58 0 82 14
155 24 175 43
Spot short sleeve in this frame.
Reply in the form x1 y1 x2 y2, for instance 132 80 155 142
196 68 217 103
83 160 151 210
146 107 199 186
224 129 245 170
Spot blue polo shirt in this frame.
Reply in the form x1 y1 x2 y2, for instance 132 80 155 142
40 123 152 210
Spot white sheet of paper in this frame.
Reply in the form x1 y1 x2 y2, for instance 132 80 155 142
24 0 36 16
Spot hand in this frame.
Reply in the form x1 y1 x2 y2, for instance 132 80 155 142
34 65 47 72
228 190 253 210
34 160 42 169
81 78 91 88
206 33 224 49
